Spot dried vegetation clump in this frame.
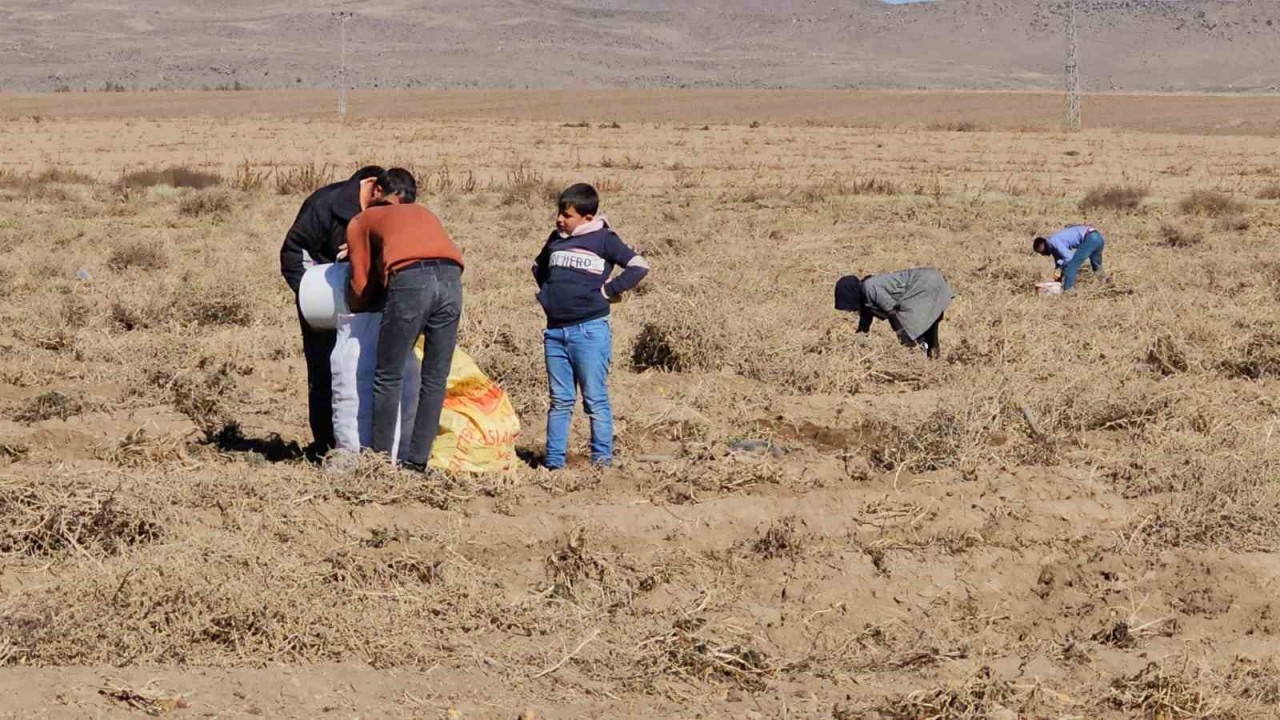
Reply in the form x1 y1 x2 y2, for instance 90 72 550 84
926 120 985 132
748 516 808 559
869 667 1020 720
274 162 334 195
13 391 95 423
631 320 724 373
33 167 98 185
119 166 222 190
1104 659 1266 719
498 162 560 206
98 427 196 469
0 167 97 188
542 528 642 612
1180 189 1246 217
178 188 233 218
0 478 163 558
636 617 777 691
1079 183 1148 212
323 452 480 509
107 241 168 271
181 282 256 327
1159 221 1203 248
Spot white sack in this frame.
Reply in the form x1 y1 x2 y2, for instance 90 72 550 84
330 313 421 461
300 263 351 331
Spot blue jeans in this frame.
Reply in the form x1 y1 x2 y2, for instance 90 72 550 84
544 317 613 469
1062 230 1105 291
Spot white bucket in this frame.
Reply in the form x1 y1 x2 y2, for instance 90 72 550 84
299 263 351 330
1036 281 1063 296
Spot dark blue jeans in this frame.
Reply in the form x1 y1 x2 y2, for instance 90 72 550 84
1062 230 1105 291
371 264 462 466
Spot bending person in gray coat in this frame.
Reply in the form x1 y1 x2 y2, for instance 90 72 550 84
834 268 953 359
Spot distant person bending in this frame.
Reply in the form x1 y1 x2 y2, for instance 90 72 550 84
834 268 953 360
346 169 465 471
533 183 650 469
1033 225 1107 291
280 165 388 458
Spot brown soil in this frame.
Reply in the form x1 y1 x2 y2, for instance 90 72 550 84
1 93 1279 718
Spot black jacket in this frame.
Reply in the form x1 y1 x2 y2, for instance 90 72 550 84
279 174 364 294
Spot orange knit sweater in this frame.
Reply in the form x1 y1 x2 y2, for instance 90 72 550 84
346 203 463 311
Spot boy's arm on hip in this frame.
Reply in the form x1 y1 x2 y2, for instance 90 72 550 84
605 255 650 297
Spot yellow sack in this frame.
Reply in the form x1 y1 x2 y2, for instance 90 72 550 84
426 347 521 473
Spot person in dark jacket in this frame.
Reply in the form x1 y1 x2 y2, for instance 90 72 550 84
280 165 386 457
834 268 953 359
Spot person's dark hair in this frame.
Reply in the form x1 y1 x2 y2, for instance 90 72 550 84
1032 237 1048 254
352 165 385 182
558 183 599 216
382 167 417 204
834 275 864 312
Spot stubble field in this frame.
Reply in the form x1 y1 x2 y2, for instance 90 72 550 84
1 91 1280 719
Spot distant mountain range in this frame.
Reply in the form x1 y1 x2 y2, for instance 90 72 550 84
1 0 1276 93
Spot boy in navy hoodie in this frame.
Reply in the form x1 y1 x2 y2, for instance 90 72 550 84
533 183 650 469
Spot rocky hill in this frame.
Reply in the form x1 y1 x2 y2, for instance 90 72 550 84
1 0 1276 93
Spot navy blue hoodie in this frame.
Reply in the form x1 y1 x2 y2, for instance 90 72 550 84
532 224 648 329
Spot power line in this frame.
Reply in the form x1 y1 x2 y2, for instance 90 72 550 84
1065 0 1081 131
334 11 352 118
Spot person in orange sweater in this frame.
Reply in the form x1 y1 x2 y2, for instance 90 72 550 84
346 168 465 471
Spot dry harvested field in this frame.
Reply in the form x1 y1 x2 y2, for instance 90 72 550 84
7 90 1280 135
1 91 1280 718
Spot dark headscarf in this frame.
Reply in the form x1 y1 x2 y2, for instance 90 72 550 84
834 275 864 312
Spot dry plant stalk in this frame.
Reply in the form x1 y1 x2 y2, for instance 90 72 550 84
98 680 191 716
